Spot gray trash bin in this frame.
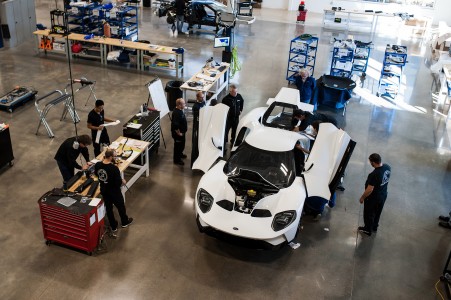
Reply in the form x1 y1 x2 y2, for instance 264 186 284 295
165 81 183 111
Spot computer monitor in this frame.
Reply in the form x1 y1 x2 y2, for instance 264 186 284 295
214 37 230 48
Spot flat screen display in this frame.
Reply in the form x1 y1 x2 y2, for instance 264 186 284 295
214 37 230 48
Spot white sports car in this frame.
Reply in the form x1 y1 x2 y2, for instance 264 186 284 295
192 88 356 249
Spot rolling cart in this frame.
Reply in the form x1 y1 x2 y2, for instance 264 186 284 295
0 86 37 112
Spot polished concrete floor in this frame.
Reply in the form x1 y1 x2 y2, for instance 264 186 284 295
0 2 450 299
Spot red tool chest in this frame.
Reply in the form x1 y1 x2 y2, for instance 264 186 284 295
38 193 105 255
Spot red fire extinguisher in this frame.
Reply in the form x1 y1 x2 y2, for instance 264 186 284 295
297 1 307 23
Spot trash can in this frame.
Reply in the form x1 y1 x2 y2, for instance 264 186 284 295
165 81 183 111
143 0 151 7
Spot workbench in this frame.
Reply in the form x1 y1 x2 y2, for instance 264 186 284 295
94 136 150 200
180 62 230 104
322 9 396 33
33 30 184 78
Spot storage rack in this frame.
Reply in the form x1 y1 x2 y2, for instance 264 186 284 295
65 3 102 35
330 42 355 78
286 35 318 83
377 44 407 99
104 5 138 41
352 44 371 75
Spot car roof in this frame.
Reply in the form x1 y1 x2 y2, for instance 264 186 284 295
245 126 300 152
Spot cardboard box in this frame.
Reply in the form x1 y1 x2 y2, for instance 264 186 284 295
52 42 65 51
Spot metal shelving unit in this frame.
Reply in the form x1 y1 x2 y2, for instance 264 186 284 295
378 44 407 99
330 43 355 78
105 5 138 41
66 3 102 35
352 44 371 75
286 35 318 83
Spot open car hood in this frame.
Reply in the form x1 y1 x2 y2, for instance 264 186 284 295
303 123 356 200
192 103 229 173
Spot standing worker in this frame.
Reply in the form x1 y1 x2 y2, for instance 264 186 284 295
222 84 244 145
95 149 133 233
87 99 116 157
171 98 188 165
175 0 188 35
294 68 316 104
358 153 391 236
54 135 92 189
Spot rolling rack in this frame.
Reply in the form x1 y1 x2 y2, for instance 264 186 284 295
377 44 407 99
352 41 372 76
0 86 38 112
330 40 355 78
286 35 319 83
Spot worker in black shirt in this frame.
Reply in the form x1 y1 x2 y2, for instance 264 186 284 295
222 84 244 145
87 99 117 157
175 0 188 34
292 109 337 132
358 153 391 236
95 149 133 232
54 135 91 189
171 98 188 165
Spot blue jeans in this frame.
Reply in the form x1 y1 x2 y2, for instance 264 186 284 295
56 160 74 189
176 15 184 33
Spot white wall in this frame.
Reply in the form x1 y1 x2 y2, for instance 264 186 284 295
283 0 450 25
262 0 289 10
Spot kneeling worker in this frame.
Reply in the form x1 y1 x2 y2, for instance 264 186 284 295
95 149 133 232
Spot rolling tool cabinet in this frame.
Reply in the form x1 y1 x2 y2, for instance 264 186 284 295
38 193 105 255
123 110 160 164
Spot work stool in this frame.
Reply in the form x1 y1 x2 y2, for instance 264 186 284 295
35 90 80 138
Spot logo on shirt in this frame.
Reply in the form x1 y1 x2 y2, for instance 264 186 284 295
381 170 390 186
98 169 108 183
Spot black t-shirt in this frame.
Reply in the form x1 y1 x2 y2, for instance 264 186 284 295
297 112 338 131
87 109 108 142
171 108 187 135
365 163 391 199
54 136 90 169
95 161 122 195
222 93 244 119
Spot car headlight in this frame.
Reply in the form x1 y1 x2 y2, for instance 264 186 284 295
197 188 214 213
272 210 296 232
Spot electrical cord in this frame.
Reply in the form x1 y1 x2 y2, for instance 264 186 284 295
435 278 447 300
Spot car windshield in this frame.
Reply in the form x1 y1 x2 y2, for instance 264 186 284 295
224 142 295 188
262 102 297 130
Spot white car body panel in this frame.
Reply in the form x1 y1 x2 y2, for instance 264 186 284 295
303 123 351 200
245 126 301 152
192 104 229 172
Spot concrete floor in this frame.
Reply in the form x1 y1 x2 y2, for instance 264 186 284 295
0 2 450 299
